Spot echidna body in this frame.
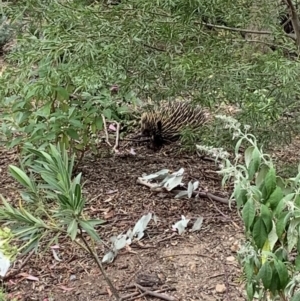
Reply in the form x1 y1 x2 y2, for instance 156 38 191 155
140 101 210 148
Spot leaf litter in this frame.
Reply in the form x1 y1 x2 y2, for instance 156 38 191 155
0 142 245 301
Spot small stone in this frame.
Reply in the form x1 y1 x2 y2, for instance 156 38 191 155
215 283 226 293
226 256 235 262
231 241 240 253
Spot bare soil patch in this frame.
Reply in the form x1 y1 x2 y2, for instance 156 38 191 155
1 143 246 301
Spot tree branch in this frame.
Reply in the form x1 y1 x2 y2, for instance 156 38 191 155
79 228 121 301
196 22 272 34
196 21 297 41
284 0 300 48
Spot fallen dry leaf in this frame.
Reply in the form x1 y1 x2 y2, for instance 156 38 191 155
18 273 39 281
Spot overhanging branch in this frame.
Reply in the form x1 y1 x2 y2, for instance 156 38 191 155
196 21 297 41
284 0 300 47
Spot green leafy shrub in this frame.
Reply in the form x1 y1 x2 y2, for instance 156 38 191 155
198 116 300 300
0 16 14 53
0 144 104 252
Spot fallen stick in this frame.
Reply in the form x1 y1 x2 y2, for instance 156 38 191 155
134 283 177 301
113 122 120 152
101 114 112 147
137 177 231 205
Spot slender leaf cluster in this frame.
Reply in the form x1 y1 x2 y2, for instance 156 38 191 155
0 144 104 254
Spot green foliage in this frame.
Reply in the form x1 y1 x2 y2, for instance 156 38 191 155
199 116 300 300
179 126 206 152
0 16 14 52
0 227 17 260
0 0 299 157
0 288 17 301
0 144 104 254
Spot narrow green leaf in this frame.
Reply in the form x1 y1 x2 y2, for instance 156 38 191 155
85 219 106 227
244 146 254 168
269 269 280 295
67 219 78 241
248 147 261 180
20 235 41 255
66 128 79 140
274 248 288 262
262 167 277 201
275 193 294 217
255 164 269 188
268 221 278 251
276 211 290 238
74 183 84 213
234 184 248 209
246 282 254 301
242 199 255 231
20 209 47 227
295 254 300 271
9 165 33 191
257 261 272 289
267 186 283 210
244 262 253 281
287 218 300 252
58 194 73 209
55 86 70 100
234 137 244 155
79 220 101 242
260 204 273 233
274 259 289 289
95 116 103 130
35 101 52 117
253 217 268 249
103 108 112 120
249 185 262 202
9 137 24 148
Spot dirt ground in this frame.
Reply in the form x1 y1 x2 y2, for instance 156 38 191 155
0 140 247 301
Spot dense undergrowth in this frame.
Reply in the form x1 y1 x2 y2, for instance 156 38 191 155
0 0 300 156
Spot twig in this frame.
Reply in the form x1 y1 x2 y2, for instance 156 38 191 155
208 273 225 279
196 191 230 205
195 21 297 41
143 43 166 52
196 22 272 34
206 194 230 218
156 233 178 244
284 0 300 48
73 147 87 172
113 122 120 152
136 177 161 191
136 177 230 205
134 283 177 301
79 228 121 301
122 287 176 301
206 194 241 229
101 114 112 147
